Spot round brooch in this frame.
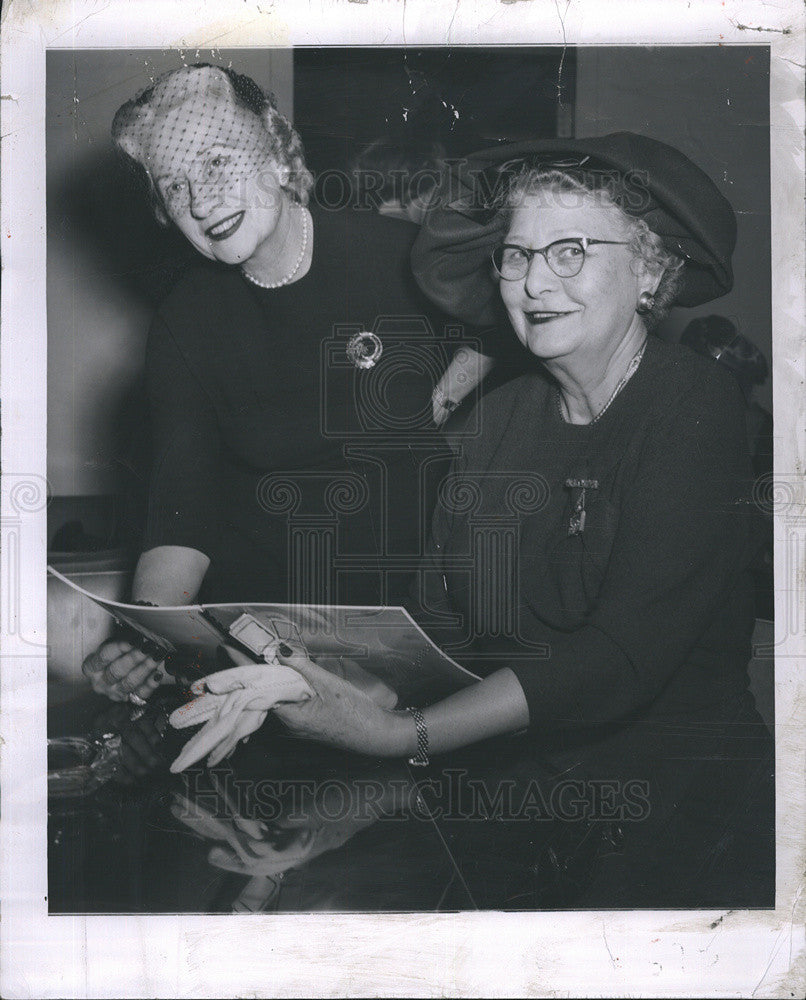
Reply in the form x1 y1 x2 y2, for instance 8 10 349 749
346 331 383 370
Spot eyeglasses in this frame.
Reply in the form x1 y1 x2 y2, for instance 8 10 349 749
492 237 630 280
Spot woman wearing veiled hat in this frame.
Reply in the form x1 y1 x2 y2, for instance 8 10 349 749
182 133 773 907
83 64 498 704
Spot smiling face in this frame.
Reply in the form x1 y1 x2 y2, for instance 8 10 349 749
142 91 289 266
499 189 652 367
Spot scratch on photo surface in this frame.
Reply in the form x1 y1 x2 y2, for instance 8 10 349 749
701 921 727 953
49 3 113 45
710 910 734 930
602 923 618 970
729 19 793 35
446 0 461 43
554 0 571 104
750 882 804 998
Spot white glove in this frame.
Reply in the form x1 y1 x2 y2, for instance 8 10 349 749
168 661 314 772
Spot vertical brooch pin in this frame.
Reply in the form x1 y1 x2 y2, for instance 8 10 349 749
564 478 599 535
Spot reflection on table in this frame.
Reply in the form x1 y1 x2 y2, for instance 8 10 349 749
47 680 773 913
47 682 609 913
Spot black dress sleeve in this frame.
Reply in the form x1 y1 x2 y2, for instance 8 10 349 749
405 446 472 648
141 313 221 557
506 370 757 731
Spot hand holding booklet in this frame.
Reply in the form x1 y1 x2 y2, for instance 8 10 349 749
48 566 479 770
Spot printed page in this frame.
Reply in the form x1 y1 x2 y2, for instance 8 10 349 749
47 565 479 702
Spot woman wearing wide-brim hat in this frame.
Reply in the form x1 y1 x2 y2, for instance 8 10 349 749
172 133 775 907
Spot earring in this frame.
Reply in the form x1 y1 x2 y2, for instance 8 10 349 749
636 291 655 315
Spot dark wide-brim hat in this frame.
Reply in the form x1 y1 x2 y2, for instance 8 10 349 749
411 132 737 327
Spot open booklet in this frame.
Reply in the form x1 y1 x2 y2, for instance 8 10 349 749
47 566 479 704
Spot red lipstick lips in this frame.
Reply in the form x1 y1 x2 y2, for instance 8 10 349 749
205 211 245 241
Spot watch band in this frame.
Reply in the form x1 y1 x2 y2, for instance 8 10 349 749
406 706 430 767
432 385 460 413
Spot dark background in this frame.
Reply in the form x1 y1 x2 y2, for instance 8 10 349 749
46 46 770 554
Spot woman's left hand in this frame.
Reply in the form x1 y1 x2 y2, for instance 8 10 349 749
269 645 410 758
168 647 408 771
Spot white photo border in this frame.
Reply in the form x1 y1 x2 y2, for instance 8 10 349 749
2 1 804 997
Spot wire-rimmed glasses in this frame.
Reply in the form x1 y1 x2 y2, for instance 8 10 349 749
492 237 630 280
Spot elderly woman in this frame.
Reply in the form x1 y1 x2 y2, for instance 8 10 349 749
196 133 773 906
83 63 498 702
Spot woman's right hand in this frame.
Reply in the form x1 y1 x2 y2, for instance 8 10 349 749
81 639 165 702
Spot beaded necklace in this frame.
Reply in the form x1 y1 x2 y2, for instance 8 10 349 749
557 338 647 425
241 203 309 289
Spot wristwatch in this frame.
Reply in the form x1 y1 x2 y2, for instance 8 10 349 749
432 385 460 414
406 706 430 767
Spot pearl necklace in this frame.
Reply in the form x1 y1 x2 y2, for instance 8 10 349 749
241 204 309 289
557 338 647 425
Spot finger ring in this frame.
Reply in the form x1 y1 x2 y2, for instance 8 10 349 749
128 692 148 707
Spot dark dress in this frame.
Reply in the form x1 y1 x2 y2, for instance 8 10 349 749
143 205 495 606
414 336 774 907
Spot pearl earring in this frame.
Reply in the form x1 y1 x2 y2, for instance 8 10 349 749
636 291 655 315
